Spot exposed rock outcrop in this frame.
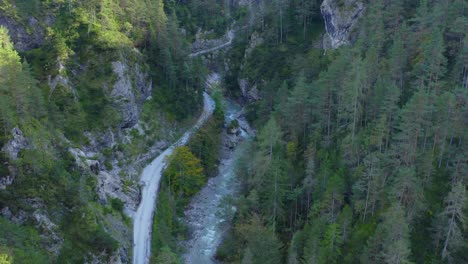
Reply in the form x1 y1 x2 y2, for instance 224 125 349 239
110 60 152 129
238 79 260 102
32 209 63 255
47 58 78 100
2 127 29 160
85 251 123 264
1 127 30 189
235 31 264 103
0 167 15 190
1 199 63 256
97 171 140 211
244 31 264 58
321 0 364 49
0 12 54 51
0 207 27 224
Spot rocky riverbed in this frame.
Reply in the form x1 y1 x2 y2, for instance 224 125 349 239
183 94 253 264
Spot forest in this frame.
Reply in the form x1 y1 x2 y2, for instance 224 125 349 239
0 0 466 264
216 1 467 264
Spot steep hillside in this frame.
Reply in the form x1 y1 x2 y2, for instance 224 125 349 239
217 0 466 264
0 0 466 264
0 0 206 262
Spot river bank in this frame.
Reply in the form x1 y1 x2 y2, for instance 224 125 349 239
132 93 215 264
182 76 253 263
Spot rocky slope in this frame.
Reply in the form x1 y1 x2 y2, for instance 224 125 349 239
321 0 364 48
0 5 183 263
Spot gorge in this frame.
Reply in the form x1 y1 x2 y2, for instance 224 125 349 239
0 1 466 264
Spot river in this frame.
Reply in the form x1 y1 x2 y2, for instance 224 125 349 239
183 74 252 264
132 93 215 264
133 26 235 264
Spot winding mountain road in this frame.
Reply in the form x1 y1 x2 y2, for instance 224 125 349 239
132 93 215 264
133 26 235 264
189 30 234 58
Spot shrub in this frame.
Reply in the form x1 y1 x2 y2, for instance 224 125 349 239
111 197 124 212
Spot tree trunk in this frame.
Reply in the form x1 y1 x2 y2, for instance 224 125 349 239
442 211 456 259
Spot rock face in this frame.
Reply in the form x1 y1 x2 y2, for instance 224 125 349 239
97 170 140 211
1 127 30 189
1 199 63 256
111 60 152 129
2 127 30 160
321 0 364 48
235 31 264 102
238 78 260 102
0 12 53 51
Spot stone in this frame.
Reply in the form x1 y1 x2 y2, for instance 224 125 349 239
0 207 28 225
2 127 30 160
1 127 29 188
97 171 139 211
244 31 264 58
110 58 152 129
228 126 241 136
0 13 48 51
238 79 261 102
0 165 15 190
0 207 12 219
321 0 364 49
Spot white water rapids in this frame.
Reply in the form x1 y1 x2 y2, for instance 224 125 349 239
132 92 215 264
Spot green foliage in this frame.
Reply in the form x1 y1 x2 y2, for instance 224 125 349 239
189 105 224 176
150 187 184 264
154 247 182 264
0 254 11 264
228 119 239 131
0 0 219 262
219 1 466 264
0 217 49 264
110 197 124 212
58 205 119 263
238 216 283 264
0 0 466 263
167 0 230 39
164 146 205 197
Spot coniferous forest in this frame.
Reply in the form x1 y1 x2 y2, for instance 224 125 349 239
0 0 466 264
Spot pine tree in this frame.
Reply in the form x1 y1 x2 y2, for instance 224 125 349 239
436 181 466 261
390 166 425 220
380 204 413 264
338 56 366 142
295 0 317 40
285 72 311 141
238 216 283 264
386 26 408 90
393 90 433 165
413 26 447 92
320 174 345 223
353 153 383 221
